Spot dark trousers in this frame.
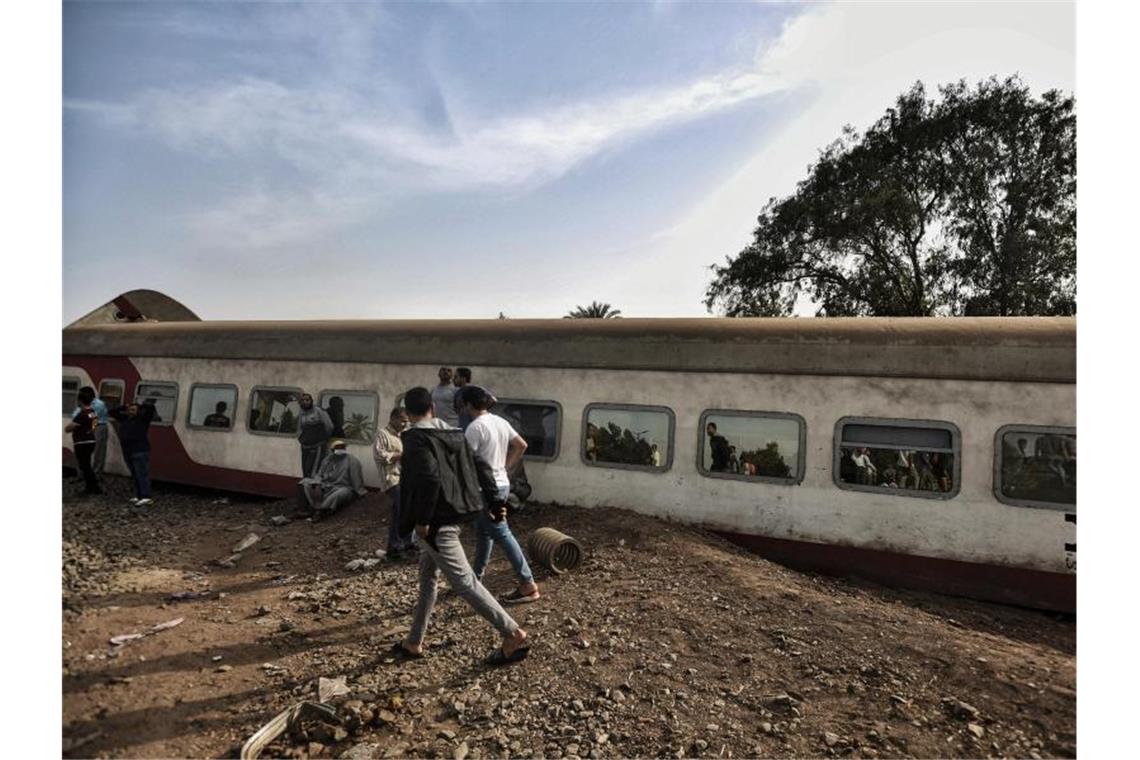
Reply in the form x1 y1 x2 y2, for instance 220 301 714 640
300 443 328 478
386 484 413 552
74 443 101 494
126 451 151 498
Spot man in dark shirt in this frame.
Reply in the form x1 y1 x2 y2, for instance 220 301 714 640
110 401 157 506
706 422 732 472
203 401 231 428
65 387 102 495
394 386 530 666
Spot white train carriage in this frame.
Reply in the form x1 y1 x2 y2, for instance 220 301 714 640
63 291 1076 610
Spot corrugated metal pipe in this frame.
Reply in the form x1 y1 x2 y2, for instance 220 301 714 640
527 527 584 574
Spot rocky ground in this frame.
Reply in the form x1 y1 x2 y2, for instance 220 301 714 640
62 477 1075 759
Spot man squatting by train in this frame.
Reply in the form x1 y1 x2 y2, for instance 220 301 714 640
392 385 531 665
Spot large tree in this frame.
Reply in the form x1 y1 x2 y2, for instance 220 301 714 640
705 77 1075 317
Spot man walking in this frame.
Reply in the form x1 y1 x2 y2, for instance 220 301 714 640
373 407 414 558
109 400 157 505
463 386 540 604
394 386 530 665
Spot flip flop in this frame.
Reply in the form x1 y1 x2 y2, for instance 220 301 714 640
485 643 531 666
386 641 424 661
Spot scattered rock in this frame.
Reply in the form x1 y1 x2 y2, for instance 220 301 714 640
967 723 986 739
823 731 840 747
319 676 351 703
233 532 261 553
216 664 233 673
453 741 470 760
340 744 380 759
270 515 290 527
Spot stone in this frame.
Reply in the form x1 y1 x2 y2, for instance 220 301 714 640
454 741 470 760
340 744 380 759
823 732 840 747
760 723 773 735
967 723 986 739
233 532 261 553
319 676 351 702
270 515 290 527
333 727 350 742
308 742 326 757
377 710 397 724
345 559 367 572
216 664 233 672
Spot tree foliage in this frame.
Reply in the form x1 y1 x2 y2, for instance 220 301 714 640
565 301 623 319
705 77 1075 317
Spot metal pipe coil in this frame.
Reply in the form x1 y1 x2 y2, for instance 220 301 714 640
527 527 584 574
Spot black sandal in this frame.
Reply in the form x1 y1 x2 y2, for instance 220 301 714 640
386 641 424 661
485 643 531 666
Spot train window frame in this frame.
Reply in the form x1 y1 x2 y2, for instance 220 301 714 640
491 398 563 462
697 409 807 485
246 385 306 438
62 375 81 416
832 416 962 500
186 383 240 432
317 388 380 446
134 381 180 428
993 424 1077 511
98 378 127 411
580 402 676 474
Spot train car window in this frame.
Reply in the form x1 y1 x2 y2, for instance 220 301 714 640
833 417 961 499
318 390 379 444
248 386 304 436
134 381 179 427
98 379 126 411
994 425 1076 510
187 384 239 431
492 399 562 461
62 376 81 415
698 410 806 485
582 403 674 472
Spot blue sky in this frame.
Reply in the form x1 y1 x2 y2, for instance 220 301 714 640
63 1 1073 322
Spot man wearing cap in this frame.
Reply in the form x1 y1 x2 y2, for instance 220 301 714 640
296 439 367 521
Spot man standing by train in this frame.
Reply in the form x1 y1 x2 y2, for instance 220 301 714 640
296 393 334 478
463 386 540 605
431 367 460 427
373 407 414 559
393 386 530 665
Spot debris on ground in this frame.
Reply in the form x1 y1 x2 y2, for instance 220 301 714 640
232 532 261 553
62 479 1076 758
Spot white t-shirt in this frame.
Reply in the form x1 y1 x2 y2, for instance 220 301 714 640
464 413 519 489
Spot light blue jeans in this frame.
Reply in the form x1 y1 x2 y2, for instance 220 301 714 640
471 484 534 585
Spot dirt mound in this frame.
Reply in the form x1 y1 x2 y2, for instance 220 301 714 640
62 479 1075 758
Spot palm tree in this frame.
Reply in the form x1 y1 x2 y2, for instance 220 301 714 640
343 413 375 442
564 301 622 319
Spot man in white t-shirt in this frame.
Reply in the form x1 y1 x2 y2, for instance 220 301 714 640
463 386 540 604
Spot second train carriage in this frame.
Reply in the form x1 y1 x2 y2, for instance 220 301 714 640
63 291 1077 611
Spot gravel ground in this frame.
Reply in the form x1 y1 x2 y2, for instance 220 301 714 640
62 476 1075 759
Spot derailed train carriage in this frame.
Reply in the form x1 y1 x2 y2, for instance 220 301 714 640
63 290 1076 611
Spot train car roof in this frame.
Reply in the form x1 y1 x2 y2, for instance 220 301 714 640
64 310 1075 384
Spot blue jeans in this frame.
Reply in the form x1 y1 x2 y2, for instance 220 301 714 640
471 484 534 585
386 484 414 551
126 451 151 498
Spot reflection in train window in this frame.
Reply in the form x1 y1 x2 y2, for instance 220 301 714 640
188 384 238 431
995 425 1076 510
698 410 805 484
99 379 126 411
135 381 179 427
582 403 674 472
492 399 562 460
248 386 303 436
62 376 80 415
318 390 378 444
834 417 960 499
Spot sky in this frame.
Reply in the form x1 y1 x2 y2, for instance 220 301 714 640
62 1 1074 323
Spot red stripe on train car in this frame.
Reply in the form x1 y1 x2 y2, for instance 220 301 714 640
716 530 1075 613
63 354 298 498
